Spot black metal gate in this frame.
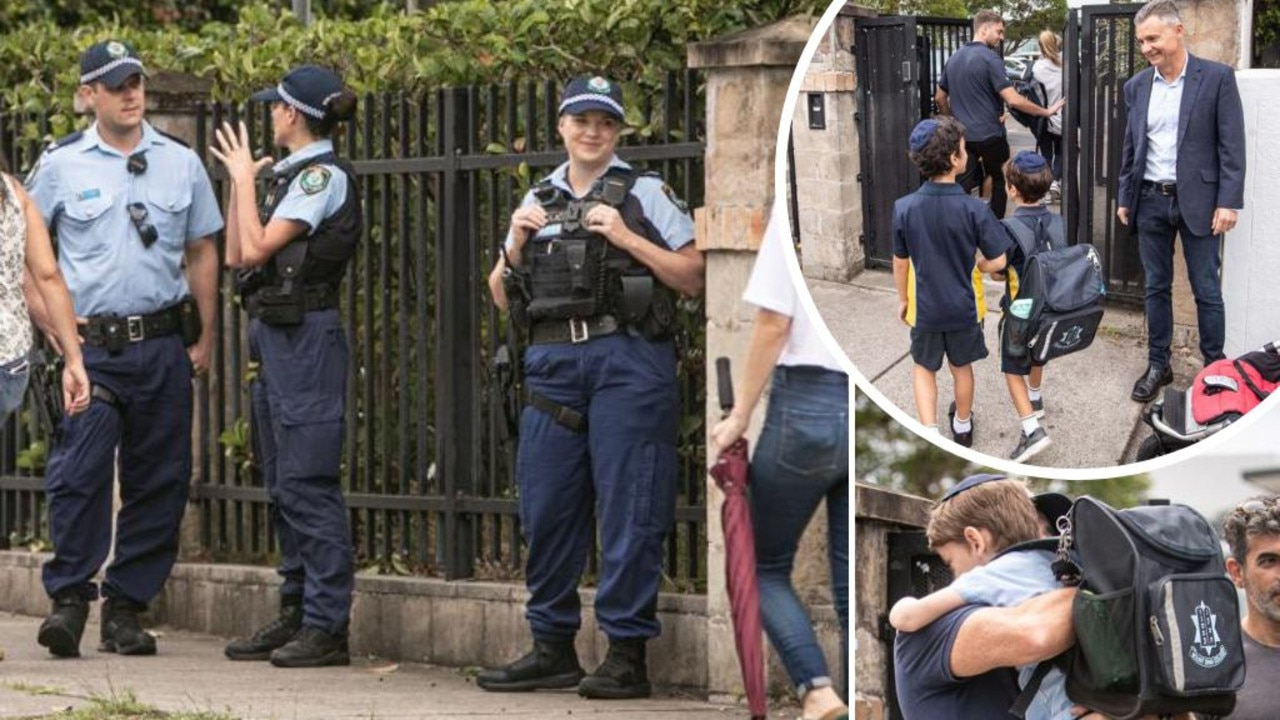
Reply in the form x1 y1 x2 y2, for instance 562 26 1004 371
883 530 953 720
854 16 971 268
1064 4 1145 303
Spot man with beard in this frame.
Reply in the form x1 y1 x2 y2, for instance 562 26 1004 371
1208 496 1280 718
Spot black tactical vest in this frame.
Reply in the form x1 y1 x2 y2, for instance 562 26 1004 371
258 151 362 290
523 167 676 335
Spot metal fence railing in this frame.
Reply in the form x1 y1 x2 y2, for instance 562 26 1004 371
0 71 710 592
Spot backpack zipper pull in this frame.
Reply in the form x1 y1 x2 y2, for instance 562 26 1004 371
1150 615 1164 646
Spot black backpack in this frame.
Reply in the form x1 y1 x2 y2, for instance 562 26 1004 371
1016 497 1245 720
1008 64 1048 140
1002 214 1106 363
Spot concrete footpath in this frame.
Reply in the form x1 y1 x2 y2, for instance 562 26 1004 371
811 269 1151 468
0 613 748 720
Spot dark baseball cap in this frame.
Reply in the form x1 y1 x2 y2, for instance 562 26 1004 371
80 40 147 89
1031 492 1073 536
250 65 344 120
558 75 625 120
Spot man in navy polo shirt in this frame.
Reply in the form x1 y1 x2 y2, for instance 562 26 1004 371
935 10 1064 218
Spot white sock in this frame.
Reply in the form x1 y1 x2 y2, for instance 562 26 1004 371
1020 414 1041 436
1028 384 1042 402
952 413 972 433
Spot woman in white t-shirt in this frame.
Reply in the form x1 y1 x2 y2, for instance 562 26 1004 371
711 200 849 720
1032 30 1064 200
0 162 88 420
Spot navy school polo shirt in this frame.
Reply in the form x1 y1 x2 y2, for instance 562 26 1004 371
938 41 1012 143
894 605 1021 720
892 182 1011 332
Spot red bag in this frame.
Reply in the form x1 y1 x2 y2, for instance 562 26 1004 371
1191 352 1280 425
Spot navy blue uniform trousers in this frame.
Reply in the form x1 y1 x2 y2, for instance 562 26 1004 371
43 336 192 604
518 332 678 642
249 310 353 635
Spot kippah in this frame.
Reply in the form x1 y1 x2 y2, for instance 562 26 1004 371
908 119 940 153
1012 150 1048 173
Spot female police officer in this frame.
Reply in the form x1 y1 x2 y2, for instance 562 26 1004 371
209 65 360 668
480 76 704 699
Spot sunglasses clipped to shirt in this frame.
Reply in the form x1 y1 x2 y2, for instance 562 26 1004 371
126 151 158 248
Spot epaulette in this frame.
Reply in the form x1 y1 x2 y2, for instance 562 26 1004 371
155 129 190 148
45 130 84 153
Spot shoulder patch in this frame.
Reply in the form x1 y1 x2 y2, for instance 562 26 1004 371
48 130 84 152
660 183 689 214
299 165 332 195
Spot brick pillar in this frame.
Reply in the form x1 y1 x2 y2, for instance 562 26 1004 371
792 5 872 282
688 14 817 703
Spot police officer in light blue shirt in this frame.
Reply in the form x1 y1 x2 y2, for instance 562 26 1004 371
480 75 704 700
210 64 360 669
26 39 222 659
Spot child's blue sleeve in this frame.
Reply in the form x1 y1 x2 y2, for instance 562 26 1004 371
892 200 910 259
977 207 1012 260
950 554 1046 606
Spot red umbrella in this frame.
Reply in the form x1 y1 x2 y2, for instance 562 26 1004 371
710 357 767 720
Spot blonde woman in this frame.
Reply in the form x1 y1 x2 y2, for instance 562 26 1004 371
1032 30 1064 200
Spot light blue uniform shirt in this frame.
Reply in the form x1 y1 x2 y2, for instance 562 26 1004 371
1143 54 1188 183
268 139 349 231
26 121 223 317
505 156 695 251
951 548 1072 720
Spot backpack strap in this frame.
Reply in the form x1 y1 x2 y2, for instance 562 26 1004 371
1009 656 1068 719
1233 358 1271 402
1003 216 1039 261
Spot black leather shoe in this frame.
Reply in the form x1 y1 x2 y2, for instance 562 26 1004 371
99 597 157 656
37 592 89 658
269 625 350 668
225 598 303 661
477 638 584 692
578 638 651 700
947 402 974 448
1131 364 1173 403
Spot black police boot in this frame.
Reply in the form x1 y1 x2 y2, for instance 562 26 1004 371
578 638 651 699
269 625 350 668
37 592 89 658
476 637 585 692
225 596 303 661
99 597 157 656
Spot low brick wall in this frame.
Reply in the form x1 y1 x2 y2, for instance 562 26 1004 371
0 551 840 692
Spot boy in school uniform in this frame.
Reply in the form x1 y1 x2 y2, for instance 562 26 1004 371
893 117 1010 445
995 151 1062 463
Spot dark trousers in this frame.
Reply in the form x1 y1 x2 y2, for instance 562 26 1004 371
1135 186 1225 367
250 310 353 636
517 333 678 642
42 336 192 604
1038 131 1062 181
959 135 1011 218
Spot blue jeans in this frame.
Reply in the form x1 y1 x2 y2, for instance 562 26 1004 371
1135 186 1225 366
0 353 30 419
750 365 849 695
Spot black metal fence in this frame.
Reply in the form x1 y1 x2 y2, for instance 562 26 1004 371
854 16 971 268
0 72 710 591
1063 4 1145 304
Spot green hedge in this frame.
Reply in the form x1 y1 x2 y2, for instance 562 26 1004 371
0 0 825 138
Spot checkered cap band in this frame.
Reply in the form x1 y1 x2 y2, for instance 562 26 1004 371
80 57 144 85
278 83 326 120
558 93 625 117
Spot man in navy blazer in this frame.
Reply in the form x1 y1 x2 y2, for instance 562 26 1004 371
1118 0 1246 403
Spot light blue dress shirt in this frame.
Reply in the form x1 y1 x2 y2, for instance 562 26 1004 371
505 156 695 251
26 121 223 317
1143 53 1188 183
268 139 349 231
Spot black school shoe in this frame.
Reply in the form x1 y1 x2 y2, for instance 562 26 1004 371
37 592 90 658
269 625 350 668
578 638 651 700
99 597 157 656
948 402 974 448
476 638 585 692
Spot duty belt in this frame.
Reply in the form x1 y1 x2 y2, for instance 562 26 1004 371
82 304 184 348
246 284 340 317
528 315 620 346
